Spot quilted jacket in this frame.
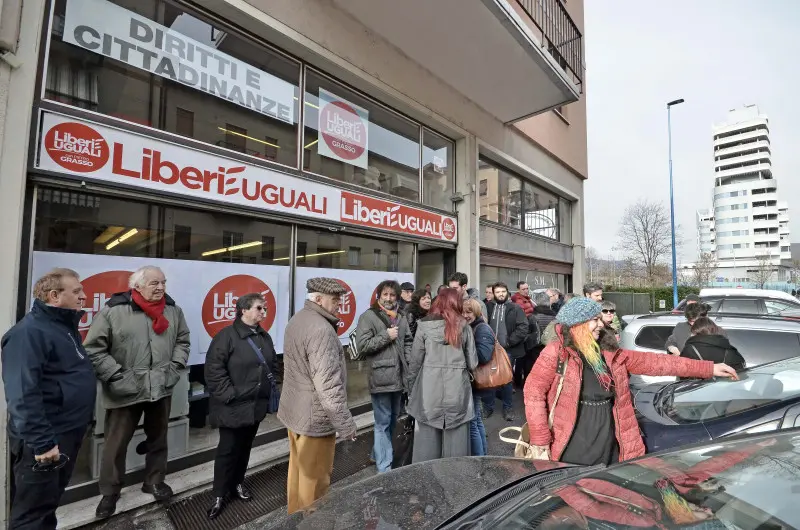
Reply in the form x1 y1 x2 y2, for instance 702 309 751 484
523 325 714 462
511 292 535 317
277 301 357 438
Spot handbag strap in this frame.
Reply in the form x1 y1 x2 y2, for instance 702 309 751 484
246 336 276 384
498 426 533 449
689 345 704 361
549 352 568 428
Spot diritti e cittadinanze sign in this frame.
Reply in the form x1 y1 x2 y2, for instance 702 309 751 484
36 112 458 242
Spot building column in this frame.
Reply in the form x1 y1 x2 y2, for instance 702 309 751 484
0 0 48 525
454 134 480 287
570 181 586 291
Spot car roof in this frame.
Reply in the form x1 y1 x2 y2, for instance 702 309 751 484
624 312 800 332
699 288 798 302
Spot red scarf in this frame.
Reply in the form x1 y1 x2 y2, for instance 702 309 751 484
131 290 170 335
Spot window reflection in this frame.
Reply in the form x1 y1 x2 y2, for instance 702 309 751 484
303 71 421 201
422 129 454 211
296 229 414 272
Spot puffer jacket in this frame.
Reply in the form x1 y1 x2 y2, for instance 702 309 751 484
355 304 413 394
407 316 478 430
84 292 190 409
511 292 535 317
277 301 356 438
523 325 714 462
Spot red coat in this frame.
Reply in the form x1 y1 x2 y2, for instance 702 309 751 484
511 292 535 317
523 330 713 462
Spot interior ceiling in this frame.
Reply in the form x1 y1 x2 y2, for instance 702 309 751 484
331 0 576 123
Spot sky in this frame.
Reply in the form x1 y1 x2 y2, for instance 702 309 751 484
583 0 800 264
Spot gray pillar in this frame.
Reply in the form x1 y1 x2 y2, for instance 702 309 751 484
454 135 479 287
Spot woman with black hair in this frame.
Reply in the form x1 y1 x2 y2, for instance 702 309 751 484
403 288 432 338
681 317 746 370
204 293 278 519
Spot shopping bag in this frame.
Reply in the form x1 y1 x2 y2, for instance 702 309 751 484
499 424 550 460
391 414 415 469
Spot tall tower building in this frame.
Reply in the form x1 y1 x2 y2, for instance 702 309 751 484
697 105 792 283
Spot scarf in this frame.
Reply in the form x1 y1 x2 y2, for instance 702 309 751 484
379 302 399 326
131 290 170 335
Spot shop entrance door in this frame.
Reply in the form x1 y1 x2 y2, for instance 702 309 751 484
417 245 455 292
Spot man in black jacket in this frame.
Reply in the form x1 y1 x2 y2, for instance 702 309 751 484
1 268 96 530
483 282 528 421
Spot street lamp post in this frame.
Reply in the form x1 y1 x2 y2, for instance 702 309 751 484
667 98 685 308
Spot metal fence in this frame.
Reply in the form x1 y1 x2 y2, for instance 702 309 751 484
603 292 652 318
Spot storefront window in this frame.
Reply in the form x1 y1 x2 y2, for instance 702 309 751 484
46 0 301 167
523 182 559 239
422 129 454 211
33 187 296 487
481 265 568 294
303 71 421 202
295 229 414 406
478 159 522 229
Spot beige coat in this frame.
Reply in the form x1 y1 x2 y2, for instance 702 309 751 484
277 301 356 438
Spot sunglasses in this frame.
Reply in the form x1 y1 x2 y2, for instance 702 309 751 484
252 306 266 312
32 453 69 472
601 309 616 314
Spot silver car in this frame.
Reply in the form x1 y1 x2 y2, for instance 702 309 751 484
620 313 800 389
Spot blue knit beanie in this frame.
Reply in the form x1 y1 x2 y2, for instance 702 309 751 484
556 297 602 327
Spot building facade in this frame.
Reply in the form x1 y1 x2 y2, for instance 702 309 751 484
696 105 792 283
0 0 587 522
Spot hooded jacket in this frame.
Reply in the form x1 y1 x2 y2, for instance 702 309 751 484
486 299 528 359
523 324 714 462
84 291 190 409
355 303 413 394
511 292 535 317
1 300 96 454
681 334 745 370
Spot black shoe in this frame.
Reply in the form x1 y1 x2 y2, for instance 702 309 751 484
141 482 173 502
207 497 225 520
503 409 515 422
482 408 494 420
235 483 252 502
96 494 119 519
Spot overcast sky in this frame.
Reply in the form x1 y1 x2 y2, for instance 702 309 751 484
584 0 800 263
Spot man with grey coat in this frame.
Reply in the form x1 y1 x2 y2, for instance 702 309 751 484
355 280 413 473
84 266 190 519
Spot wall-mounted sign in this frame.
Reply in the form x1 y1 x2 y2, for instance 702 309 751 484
36 111 458 242
62 0 296 124
317 89 369 169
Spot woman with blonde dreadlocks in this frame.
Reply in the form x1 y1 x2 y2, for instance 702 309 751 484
523 298 738 466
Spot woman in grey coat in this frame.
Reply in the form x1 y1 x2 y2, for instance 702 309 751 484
407 288 478 463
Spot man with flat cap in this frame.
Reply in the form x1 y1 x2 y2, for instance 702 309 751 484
278 277 358 514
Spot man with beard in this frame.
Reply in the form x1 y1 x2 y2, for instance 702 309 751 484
355 280 413 473
483 282 528 421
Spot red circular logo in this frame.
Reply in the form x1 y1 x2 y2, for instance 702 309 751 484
320 101 367 161
442 217 456 240
79 270 132 340
335 279 357 336
202 275 277 338
44 122 110 173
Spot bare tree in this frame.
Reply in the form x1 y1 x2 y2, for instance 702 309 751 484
692 252 719 288
617 199 678 286
751 255 774 289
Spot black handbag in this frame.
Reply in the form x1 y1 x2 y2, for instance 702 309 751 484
391 413 415 469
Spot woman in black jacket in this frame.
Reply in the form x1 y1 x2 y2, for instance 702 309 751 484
205 293 278 519
404 289 431 338
681 317 745 371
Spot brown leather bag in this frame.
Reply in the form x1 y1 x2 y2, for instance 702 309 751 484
473 335 514 390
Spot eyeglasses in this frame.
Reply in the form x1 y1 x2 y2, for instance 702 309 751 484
601 309 616 314
253 306 266 312
32 453 69 472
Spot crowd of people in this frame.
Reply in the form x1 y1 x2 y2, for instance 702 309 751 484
0 266 742 528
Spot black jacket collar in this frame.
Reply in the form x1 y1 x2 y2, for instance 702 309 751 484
533 305 556 316
233 317 268 339
107 290 177 309
31 299 84 328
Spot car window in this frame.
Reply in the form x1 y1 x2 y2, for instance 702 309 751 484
719 298 760 314
665 364 800 422
725 329 800 365
765 299 800 314
633 325 674 350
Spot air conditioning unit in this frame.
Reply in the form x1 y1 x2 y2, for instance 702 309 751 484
384 172 419 199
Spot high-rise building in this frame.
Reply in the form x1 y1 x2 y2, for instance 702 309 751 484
696 105 792 283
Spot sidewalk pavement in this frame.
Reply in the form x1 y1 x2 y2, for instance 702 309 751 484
78 390 526 530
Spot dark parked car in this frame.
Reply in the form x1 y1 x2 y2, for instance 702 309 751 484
272 432 800 529
635 356 800 453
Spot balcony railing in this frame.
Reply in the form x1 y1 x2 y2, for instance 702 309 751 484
516 0 584 90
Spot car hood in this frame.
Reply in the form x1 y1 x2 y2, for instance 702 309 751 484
273 457 570 529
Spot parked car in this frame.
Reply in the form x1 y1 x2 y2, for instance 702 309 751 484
621 312 800 389
635 356 800 453
273 432 800 529
673 287 800 315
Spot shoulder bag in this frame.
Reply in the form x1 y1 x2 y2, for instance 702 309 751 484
499 351 568 460
246 336 280 413
472 327 514 390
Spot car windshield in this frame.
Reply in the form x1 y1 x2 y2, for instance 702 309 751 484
658 359 800 423
483 433 800 529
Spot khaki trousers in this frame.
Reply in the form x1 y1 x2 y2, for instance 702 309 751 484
286 430 336 514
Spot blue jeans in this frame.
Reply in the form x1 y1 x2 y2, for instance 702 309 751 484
371 392 403 472
469 392 488 456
